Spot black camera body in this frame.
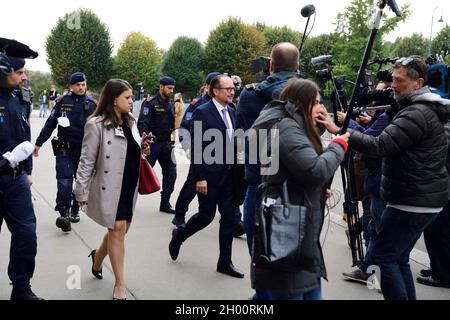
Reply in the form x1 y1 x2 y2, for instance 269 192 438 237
252 56 271 82
358 87 395 107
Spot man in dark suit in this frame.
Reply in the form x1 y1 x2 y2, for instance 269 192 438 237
169 75 244 278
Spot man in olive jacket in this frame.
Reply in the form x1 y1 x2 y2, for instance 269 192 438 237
348 56 450 300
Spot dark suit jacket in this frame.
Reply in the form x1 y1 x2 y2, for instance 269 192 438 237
190 100 238 182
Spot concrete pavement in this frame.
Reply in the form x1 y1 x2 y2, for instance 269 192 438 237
0 112 448 300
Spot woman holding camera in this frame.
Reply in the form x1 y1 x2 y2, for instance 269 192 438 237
74 79 151 300
251 78 348 300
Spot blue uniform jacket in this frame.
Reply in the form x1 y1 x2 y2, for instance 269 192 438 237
0 88 33 174
35 92 96 147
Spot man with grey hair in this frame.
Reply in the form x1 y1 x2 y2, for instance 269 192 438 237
347 56 450 300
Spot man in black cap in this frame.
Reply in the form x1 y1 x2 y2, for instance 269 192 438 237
0 38 43 300
138 76 177 213
33 71 96 232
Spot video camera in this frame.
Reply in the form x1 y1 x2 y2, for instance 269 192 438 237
251 56 271 82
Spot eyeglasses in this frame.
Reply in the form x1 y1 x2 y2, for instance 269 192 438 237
218 87 236 93
395 57 425 79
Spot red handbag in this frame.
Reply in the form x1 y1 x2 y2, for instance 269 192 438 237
138 155 160 195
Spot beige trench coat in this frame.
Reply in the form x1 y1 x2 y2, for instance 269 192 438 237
73 114 142 229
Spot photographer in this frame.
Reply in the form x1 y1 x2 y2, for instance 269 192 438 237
340 56 450 300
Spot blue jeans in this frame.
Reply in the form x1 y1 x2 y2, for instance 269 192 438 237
371 207 438 300
360 196 386 272
243 185 260 254
270 280 322 300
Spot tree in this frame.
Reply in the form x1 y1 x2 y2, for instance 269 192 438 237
162 36 206 99
27 71 53 109
432 25 450 57
391 33 429 58
114 32 163 95
46 9 113 90
205 17 267 84
299 33 340 79
333 0 410 81
262 26 302 50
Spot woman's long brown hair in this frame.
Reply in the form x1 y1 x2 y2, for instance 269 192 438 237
90 79 133 128
280 78 323 154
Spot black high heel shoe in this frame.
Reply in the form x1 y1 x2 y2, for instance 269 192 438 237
88 250 103 280
112 286 127 300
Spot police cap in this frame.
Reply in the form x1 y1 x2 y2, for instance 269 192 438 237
0 38 38 75
205 72 221 85
69 72 87 85
160 76 176 86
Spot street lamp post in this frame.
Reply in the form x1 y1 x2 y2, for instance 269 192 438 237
429 6 444 56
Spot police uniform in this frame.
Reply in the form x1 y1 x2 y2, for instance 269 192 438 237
138 80 177 213
0 38 42 300
35 73 96 231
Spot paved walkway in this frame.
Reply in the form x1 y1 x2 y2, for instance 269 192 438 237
0 113 448 300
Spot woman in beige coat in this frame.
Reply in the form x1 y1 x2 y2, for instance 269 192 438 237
74 79 150 300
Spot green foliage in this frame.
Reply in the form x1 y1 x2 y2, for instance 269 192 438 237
299 33 340 79
46 9 113 90
432 25 450 56
27 71 53 109
391 33 429 58
114 32 164 95
262 26 302 51
324 0 411 98
205 17 267 84
162 36 205 99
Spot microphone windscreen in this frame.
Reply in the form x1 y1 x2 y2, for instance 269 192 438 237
301 4 316 17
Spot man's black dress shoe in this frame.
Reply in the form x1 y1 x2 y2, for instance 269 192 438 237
160 202 176 214
171 215 185 227
419 268 434 277
10 285 44 300
233 221 245 238
217 263 245 279
417 275 450 288
169 229 181 261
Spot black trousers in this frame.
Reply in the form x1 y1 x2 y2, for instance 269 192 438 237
177 172 235 266
175 170 243 224
424 202 450 283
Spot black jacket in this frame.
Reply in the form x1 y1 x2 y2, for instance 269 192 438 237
250 101 345 295
349 87 450 208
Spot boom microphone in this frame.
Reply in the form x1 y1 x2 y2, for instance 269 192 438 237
301 4 316 17
386 0 401 17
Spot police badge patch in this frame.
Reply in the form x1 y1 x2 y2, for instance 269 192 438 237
143 107 149 116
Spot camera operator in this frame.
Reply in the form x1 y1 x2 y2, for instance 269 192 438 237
333 56 450 300
236 42 301 300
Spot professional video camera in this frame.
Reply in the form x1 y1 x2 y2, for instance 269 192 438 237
251 56 271 82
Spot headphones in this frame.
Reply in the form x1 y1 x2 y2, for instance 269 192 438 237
0 51 13 76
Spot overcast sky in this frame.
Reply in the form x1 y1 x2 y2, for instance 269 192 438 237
3 0 449 72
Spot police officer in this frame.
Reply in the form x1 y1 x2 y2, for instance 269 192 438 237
138 76 177 214
0 38 43 300
33 72 96 232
